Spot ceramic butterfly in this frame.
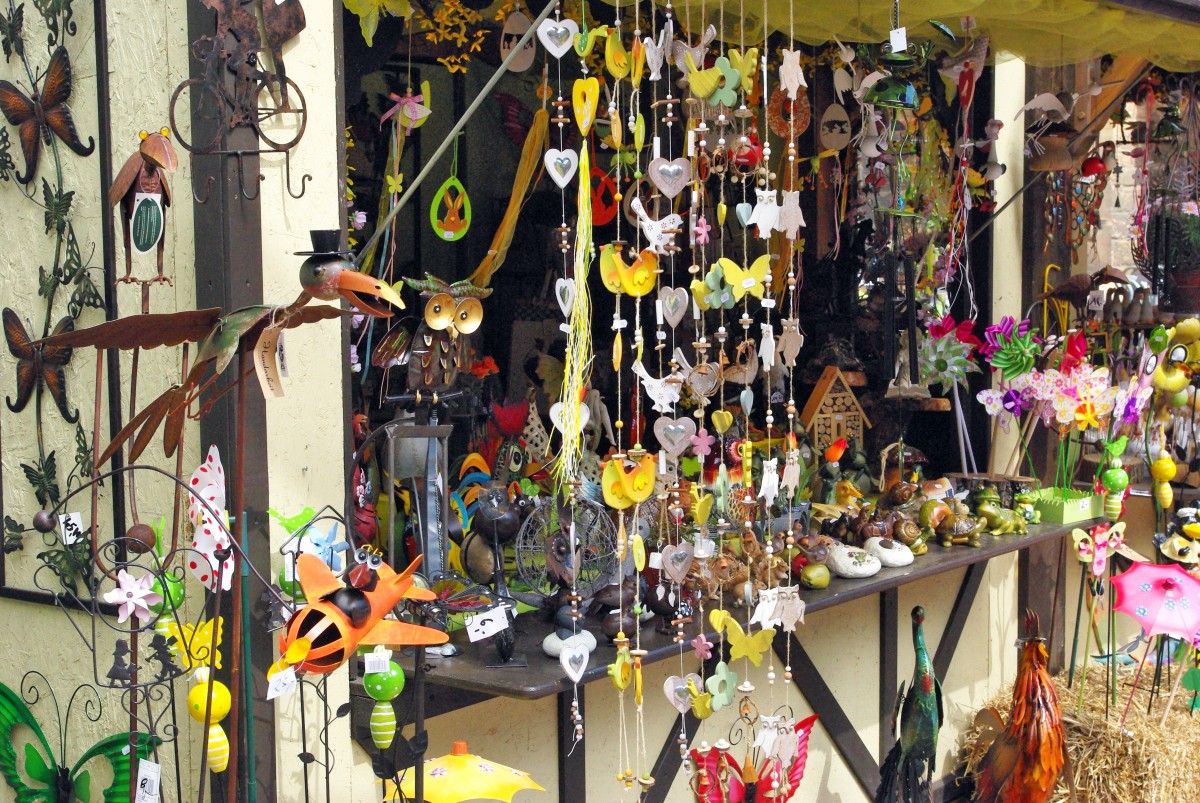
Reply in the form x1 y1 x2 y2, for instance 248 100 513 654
0 46 94 184
162 616 224 670
710 609 775 666
717 255 770 301
727 48 759 93
1071 521 1126 577
0 681 157 803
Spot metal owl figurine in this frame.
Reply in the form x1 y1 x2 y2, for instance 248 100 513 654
402 273 492 393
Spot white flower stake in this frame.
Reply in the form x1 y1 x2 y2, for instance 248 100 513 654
103 569 162 624
187 445 233 592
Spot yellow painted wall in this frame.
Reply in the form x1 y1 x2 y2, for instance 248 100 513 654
0 0 198 799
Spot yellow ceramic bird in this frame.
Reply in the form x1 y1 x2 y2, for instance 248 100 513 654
835 479 864 509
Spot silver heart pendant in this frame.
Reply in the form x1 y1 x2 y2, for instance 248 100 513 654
660 542 695 583
653 416 697 457
537 18 579 59
647 157 692 199
658 286 689 328
544 148 579 188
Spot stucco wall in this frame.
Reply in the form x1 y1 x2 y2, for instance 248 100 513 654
0 0 197 799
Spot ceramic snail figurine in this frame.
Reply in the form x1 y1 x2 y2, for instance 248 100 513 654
879 480 921 511
975 484 1028 536
887 511 928 555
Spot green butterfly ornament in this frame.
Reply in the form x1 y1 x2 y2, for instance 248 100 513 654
0 681 156 802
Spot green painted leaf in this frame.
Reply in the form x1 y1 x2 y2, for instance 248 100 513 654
1181 667 1200 693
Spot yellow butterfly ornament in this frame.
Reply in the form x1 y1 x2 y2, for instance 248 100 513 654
718 254 770 301
709 609 774 666
162 616 224 670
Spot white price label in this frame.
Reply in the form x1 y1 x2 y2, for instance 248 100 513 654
364 647 391 674
465 608 508 642
135 759 161 803
889 27 908 54
59 512 84 546
267 667 298 700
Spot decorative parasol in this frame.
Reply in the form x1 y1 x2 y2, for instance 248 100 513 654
396 741 545 803
1110 562 1200 728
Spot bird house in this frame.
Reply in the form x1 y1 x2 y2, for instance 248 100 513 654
800 366 871 454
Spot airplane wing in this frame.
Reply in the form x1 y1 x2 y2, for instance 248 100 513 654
297 553 344 601
359 618 449 647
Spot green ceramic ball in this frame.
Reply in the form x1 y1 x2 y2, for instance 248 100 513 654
1101 465 1129 494
148 573 184 616
277 566 305 601
801 564 830 590
364 661 405 701
1171 389 1189 408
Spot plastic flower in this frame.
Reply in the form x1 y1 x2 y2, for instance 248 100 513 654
470 356 499 378
985 319 1040 380
982 316 1031 357
351 210 367 230
928 314 983 356
702 263 736 310
690 428 716 458
1074 401 1100 431
920 331 980 392
103 570 162 624
693 216 712 245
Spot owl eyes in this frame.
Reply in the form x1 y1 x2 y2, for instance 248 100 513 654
423 293 483 334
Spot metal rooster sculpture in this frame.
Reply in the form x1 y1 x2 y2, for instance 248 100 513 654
876 606 943 803
109 128 178 282
970 610 1066 803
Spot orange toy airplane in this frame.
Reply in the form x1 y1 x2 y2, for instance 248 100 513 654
271 550 447 676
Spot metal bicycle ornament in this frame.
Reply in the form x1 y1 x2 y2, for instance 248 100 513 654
514 495 618 600
169 0 311 199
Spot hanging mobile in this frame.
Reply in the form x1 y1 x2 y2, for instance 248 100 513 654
430 134 472 242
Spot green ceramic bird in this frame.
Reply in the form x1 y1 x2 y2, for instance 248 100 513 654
875 605 943 803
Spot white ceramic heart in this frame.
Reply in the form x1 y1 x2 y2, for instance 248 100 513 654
550 400 591 433
739 388 754 415
654 416 697 457
537 18 579 59
647 157 692 198
555 277 576 317
663 673 703 713
560 643 590 682
544 148 579 188
660 542 695 583
659 286 689 328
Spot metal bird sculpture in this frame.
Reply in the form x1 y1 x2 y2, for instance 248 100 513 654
876 606 943 803
109 128 178 282
970 610 1066 803
1035 265 1128 323
43 230 403 466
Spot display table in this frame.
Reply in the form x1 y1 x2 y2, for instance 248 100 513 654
351 521 1091 800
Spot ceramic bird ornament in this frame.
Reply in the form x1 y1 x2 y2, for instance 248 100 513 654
109 128 178 284
746 189 781 239
876 606 943 803
758 457 780 510
779 49 807 100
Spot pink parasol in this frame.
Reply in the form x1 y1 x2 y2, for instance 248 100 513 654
1109 562 1200 727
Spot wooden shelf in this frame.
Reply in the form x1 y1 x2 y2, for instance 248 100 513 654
385 522 1087 701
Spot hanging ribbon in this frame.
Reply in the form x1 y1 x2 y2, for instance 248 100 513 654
380 92 425 135
468 108 550 287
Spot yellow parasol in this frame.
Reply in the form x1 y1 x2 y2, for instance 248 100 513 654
394 741 544 803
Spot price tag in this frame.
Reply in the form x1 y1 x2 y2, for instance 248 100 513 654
364 646 391 675
266 666 298 700
1078 498 1091 512
465 608 508 642
648 551 663 570
130 193 164 254
135 759 161 803
59 512 84 546
889 27 908 54
253 329 286 399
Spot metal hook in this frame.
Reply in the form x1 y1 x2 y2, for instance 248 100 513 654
232 151 265 200
191 174 215 205
284 149 311 199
